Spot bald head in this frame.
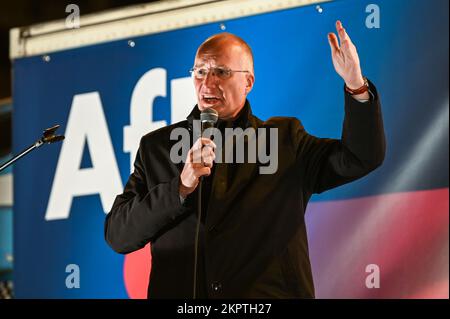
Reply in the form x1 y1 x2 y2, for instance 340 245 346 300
193 32 255 119
196 33 254 74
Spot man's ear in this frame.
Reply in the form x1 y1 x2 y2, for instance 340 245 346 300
245 73 255 95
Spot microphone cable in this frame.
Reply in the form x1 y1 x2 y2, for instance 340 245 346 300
193 177 203 299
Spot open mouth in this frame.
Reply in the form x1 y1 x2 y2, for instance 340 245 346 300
202 95 221 103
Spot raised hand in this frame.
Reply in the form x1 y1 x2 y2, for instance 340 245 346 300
328 20 368 99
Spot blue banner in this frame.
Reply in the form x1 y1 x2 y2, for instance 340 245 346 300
12 0 448 298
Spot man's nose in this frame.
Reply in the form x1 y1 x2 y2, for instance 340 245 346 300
203 70 218 86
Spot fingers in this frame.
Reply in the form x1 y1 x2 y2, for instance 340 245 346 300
192 137 216 151
185 163 211 179
327 32 340 54
336 20 352 48
180 138 216 195
336 20 346 43
202 147 216 167
195 165 211 177
192 147 215 167
188 137 216 166
187 138 216 163
179 163 211 194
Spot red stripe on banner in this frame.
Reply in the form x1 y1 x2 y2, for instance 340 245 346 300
123 243 151 299
306 188 449 298
123 188 448 299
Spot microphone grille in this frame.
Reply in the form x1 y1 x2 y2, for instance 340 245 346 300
200 108 218 124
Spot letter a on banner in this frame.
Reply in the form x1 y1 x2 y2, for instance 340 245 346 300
45 92 123 220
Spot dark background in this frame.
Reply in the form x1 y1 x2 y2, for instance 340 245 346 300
0 0 159 156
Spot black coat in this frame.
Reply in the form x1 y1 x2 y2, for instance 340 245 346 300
105 82 385 298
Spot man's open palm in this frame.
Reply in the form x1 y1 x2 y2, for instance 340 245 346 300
328 20 364 89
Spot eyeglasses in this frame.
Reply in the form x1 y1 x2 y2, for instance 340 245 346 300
190 66 250 80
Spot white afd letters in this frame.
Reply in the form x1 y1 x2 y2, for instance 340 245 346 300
123 68 196 172
45 92 123 220
124 68 167 172
45 69 196 220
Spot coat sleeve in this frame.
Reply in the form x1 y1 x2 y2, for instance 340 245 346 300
104 136 186 254
294 80 386 194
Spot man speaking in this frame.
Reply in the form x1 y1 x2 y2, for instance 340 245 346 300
105 20 385 298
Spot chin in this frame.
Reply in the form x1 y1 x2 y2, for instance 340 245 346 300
200 104 223 113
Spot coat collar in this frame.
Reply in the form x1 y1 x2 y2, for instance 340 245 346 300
186 99 255 130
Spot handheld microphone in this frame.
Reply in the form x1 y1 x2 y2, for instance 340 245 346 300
193 108 218 299
200 108 218 133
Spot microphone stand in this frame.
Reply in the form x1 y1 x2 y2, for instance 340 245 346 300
0 125 65 172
